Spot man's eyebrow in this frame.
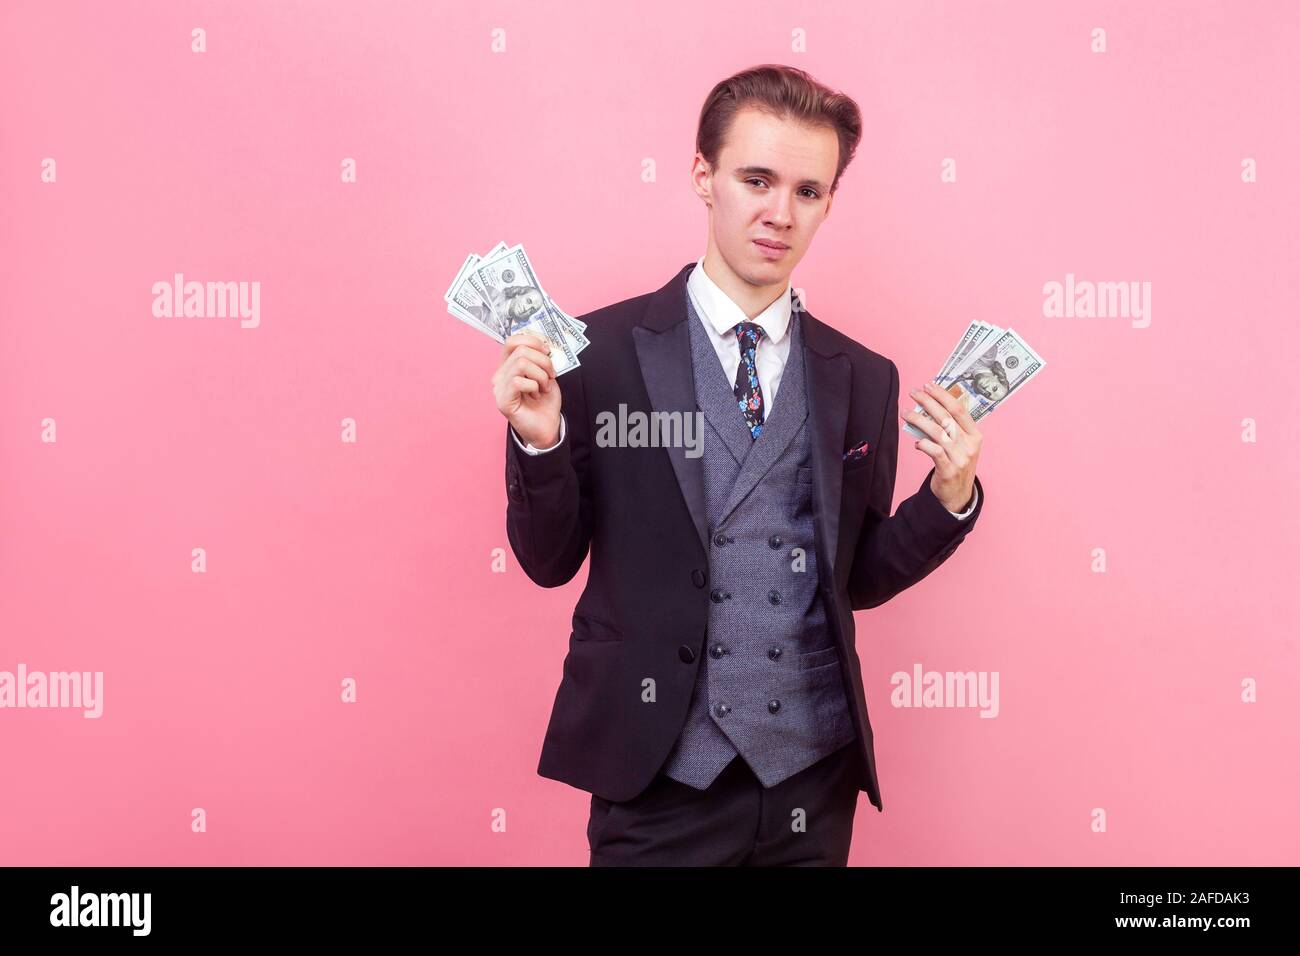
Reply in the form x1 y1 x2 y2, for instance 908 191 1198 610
734 166 828 191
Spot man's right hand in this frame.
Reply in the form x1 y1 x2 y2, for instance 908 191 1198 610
492 330 561 448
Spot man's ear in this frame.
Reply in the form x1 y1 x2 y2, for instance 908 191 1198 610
824 190 835 218
691 153 714 207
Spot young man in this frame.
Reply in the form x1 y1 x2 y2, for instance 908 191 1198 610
491 65 985 866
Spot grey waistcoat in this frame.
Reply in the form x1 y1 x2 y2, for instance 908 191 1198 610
660 293 858 790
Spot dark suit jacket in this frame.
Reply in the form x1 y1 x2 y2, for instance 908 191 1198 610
504 261 985 811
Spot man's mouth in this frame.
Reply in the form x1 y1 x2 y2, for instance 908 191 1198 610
754 239 790 259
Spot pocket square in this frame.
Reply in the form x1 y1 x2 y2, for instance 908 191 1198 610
842 440 871 462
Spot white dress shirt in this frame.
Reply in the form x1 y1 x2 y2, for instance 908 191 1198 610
686 254 795 414
511 256 977 518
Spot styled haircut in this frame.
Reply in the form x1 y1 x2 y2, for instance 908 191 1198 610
696 64 864 194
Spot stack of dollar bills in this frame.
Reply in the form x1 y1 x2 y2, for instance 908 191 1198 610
444 241 587 375
904 323 1046 440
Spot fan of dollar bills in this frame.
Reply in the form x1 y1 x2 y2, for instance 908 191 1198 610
444 241 587 375
903 323 1046 440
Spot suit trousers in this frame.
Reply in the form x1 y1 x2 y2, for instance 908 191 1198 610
587 741 863 866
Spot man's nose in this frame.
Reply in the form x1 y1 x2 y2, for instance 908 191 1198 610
766 191 793 227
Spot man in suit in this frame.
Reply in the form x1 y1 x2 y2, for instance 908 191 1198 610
491 65 986 866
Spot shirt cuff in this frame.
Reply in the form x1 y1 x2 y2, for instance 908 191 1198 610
511 414 566 455
946 484 979 520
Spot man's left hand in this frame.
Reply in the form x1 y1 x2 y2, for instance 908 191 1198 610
901 381 983 513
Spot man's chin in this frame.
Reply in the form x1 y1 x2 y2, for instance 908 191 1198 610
746 259 795 286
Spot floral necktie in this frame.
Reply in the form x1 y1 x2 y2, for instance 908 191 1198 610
732 321 766 439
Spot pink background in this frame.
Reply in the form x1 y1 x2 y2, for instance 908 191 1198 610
2 0 1297 865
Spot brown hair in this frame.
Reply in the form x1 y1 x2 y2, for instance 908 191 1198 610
696 64 863 195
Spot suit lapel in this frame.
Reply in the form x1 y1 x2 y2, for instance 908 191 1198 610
632 265 709 554
799 312 853 580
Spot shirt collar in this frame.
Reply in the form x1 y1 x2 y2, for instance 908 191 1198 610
687 255 792 344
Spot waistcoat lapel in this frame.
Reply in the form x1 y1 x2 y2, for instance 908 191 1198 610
685 293 753 467
710 310 808 528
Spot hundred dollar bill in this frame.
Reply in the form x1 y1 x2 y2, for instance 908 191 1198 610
451 274 582 374
473 244 579 369
445 251 495 333
904 327 1046 440
547 297 589 352
447 262 510 339
458 241 587 341
546 294 587 334
473 243 585 343
937 321 1001 382
473 241 587 339
444 242 587 368
465 243 583 374
445 244 510 336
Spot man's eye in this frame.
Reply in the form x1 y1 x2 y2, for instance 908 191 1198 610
748 178 818 200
